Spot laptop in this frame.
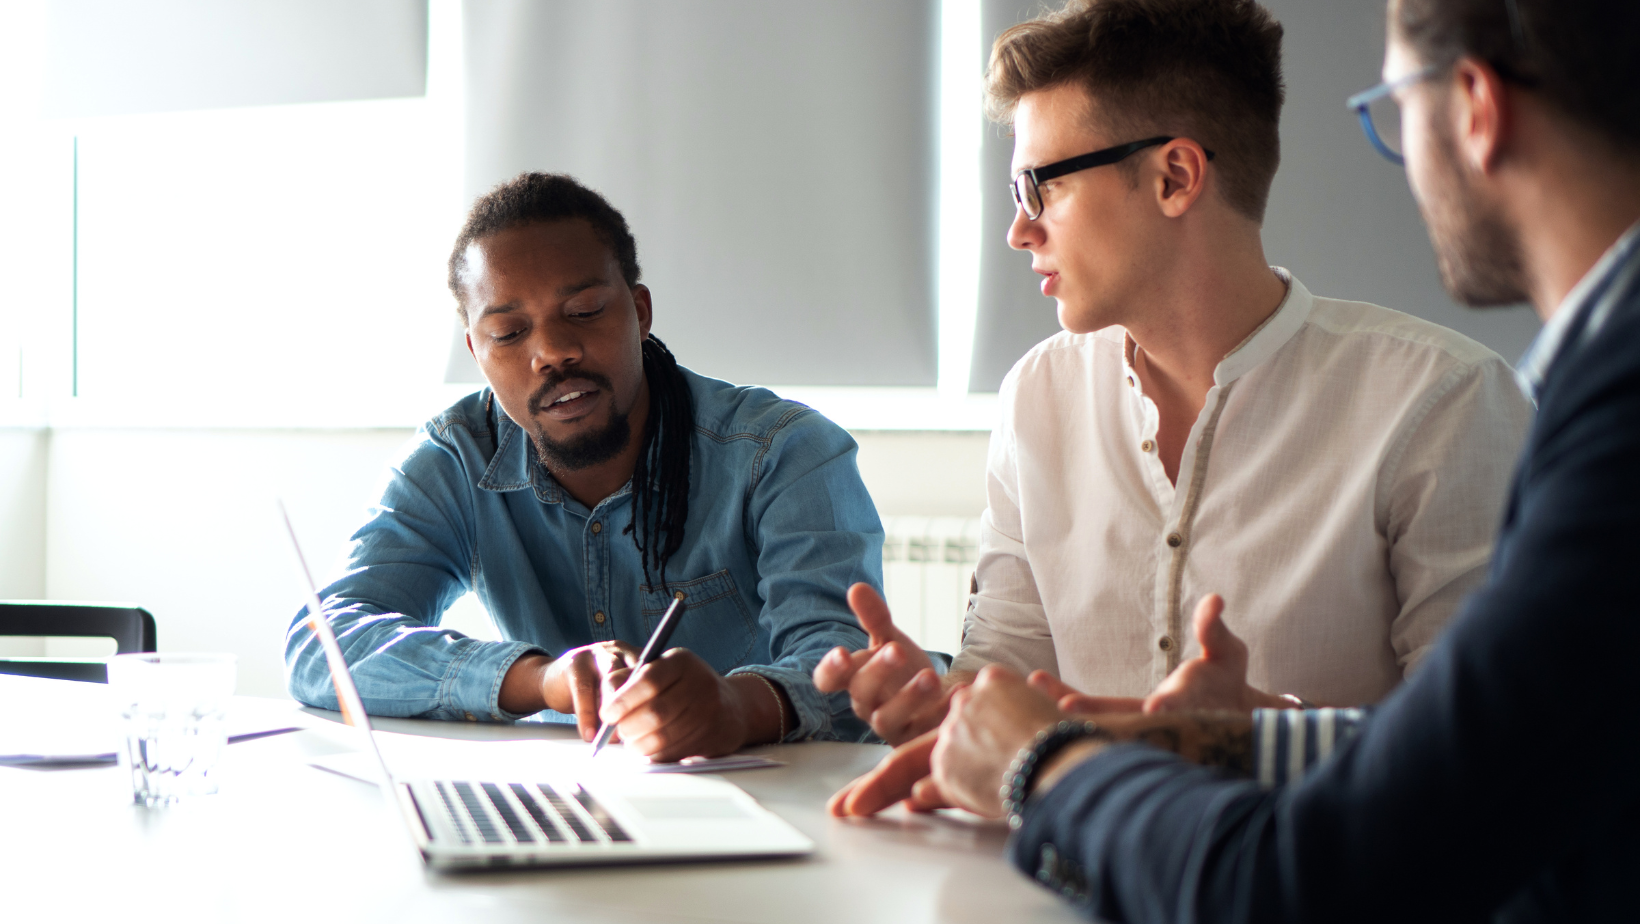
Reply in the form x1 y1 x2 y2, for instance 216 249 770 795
279 504 815 871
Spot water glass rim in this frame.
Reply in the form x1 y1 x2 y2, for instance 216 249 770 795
106 652 237 689
109 652 236 666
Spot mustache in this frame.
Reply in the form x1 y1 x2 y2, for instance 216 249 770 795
528 368 616 415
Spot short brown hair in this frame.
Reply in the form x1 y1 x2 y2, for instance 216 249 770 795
986 0 1285 223
1392 0 1640 158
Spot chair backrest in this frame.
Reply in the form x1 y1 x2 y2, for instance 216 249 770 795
0 601 158 683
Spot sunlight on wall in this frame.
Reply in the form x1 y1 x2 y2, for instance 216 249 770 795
1 0 471 429
70 97 456 411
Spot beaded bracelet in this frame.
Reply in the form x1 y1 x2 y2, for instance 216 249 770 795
1000 720 1110 831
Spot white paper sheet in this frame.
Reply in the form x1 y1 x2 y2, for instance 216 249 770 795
308 731 782 786
0 674 307 766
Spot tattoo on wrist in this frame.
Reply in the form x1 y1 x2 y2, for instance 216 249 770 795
1191 720 1254 775
1137 727 1182 753
1122 716 1254 776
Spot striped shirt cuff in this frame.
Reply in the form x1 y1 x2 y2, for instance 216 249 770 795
1252 707 1367 788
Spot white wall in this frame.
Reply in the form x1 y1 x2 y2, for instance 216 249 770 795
0 428 48 599
854 430 989 519
35 426 990 697
0 428 48 656
43 428 412 696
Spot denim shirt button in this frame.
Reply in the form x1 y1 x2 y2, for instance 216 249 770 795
464 712 476 722
591 521 602 535
594 611 606 625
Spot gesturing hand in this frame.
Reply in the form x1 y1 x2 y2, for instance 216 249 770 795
1020 595 1294 717
827 728 949 818
813 583 959 745
1142 594 1289 714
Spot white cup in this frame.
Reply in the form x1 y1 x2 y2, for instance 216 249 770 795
106 653 237 807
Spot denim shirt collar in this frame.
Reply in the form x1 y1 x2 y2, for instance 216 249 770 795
475 395 635 511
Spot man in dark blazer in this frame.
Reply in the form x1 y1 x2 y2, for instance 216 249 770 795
830 0 1640 920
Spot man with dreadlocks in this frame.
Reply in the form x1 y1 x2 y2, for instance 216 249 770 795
284 173 881 760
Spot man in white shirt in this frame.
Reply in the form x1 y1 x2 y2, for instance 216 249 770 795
815 0 1532 745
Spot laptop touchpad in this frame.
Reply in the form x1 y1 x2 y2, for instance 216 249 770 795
626 797 751 820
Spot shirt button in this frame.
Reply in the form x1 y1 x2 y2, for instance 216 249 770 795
673 591 686 601
594 611 606 625
1140 439 1155 453
1166 532 1183 548
1158 636 1175 652
464 712 476 722
1126 376 1136 388
591 521 602 535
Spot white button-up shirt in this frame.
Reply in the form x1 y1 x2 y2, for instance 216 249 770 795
952 272 1534 705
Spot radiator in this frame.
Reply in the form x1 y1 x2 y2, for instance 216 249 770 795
880 516 982 657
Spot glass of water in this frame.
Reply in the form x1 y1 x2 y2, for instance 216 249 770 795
106 653 237 807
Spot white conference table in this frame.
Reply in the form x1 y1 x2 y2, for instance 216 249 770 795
1 681 1085 924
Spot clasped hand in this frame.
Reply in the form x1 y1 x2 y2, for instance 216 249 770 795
830 664 1068 817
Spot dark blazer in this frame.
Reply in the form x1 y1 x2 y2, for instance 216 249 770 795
1014 246 1640 924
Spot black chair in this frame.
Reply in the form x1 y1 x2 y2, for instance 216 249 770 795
0 601 158 683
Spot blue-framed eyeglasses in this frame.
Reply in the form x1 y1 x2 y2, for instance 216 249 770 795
1345 65 1441 166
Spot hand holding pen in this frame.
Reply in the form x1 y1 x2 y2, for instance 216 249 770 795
504 592 782 762
591 595 688 756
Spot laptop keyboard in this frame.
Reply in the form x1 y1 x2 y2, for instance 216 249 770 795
428 780 631 848
508 783 566 843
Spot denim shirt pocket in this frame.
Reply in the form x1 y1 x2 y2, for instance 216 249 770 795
640 569 757 674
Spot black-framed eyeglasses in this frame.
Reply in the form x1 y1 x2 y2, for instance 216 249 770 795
1345 65 1441 166
1010 136 1215 221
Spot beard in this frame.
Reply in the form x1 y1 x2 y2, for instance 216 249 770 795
1418 119 1530 307
526 370 635 472
531 413 631 472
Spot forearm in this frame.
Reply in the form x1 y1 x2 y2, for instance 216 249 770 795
498 653 554 715
732 661 853 741
1034 711 1254 795
728 673 797 745
753 609 874 740
1033 707 1371 796
287 600 541 720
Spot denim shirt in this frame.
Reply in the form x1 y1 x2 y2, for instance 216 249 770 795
284 368 881 741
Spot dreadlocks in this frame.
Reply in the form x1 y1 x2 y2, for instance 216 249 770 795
449 172 695 592
626 334 694 592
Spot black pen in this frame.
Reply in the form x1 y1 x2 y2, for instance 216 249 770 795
588 594 688 757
